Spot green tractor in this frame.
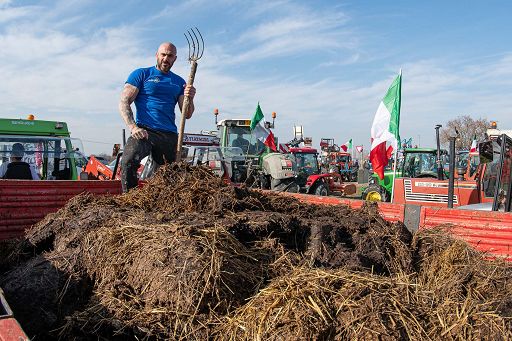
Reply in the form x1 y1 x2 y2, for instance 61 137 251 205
362 147 449 202
214 112 298 192
0 116 87 180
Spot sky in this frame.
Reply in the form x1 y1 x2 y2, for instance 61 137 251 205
1 0 511 155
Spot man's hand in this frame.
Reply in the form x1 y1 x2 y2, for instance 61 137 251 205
130 125 148 140
184 84 196 99
179 84 196 119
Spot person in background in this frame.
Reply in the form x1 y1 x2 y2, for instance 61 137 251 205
232 133 250 154
118 42 196 192
0 143 39 179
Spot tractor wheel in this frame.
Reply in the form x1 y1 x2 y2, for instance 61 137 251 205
284 181 300 193
313 182 329 196
272 178 299 193
350 172 358 182
362 184 389 202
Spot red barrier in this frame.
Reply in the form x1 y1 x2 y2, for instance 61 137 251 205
0 288 28 340
3 179 512 261
420 206 512 260
376 202 405 223
0 318 28 341
0 180 122 240
281 193 405 222
287 193 512 260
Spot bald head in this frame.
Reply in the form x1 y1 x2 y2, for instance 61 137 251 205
156 42 177 73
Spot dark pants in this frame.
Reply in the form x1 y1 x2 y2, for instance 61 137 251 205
121 128 178 192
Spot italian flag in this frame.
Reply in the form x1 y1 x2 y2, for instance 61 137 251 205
250 104 277 151
340 139 352 152
370 71 402 180
470 135 477 153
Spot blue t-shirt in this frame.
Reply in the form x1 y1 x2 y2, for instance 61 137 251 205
126 66 186 133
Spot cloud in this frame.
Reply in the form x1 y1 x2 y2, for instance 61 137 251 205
0 3 39 23
228 8 355 64
0 0 511 156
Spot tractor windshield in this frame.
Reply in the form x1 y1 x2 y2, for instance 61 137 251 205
402 152 443 178
492 135 512 211
294 152 319 175
226 126 265 155
191 146 244 165
457 151 480 178
335 155 350 163
481 141 502 198
0 135 85 180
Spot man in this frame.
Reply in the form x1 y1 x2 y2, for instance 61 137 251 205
0 143 39 180
119 42 196 192
232 133 250 154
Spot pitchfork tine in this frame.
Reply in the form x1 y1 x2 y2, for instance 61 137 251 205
191 29 201 59
193 27 204 59
184 32 191 61
187 30 197 60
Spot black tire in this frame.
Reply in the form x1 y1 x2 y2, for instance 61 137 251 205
362 183 389 202
284 181 300 193
272 178 299 192
313 182 329 196
350 171 358 182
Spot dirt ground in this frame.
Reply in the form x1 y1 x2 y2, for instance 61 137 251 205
1 164 511 340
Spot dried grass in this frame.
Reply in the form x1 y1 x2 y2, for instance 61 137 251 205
1 164 511 340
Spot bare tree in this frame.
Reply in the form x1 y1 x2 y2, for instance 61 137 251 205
439 115 490 150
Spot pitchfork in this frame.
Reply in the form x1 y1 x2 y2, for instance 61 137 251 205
176 27 204 162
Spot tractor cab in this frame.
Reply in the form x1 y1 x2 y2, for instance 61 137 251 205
217 119 266 159
214 112 298 192
288 147 320 186
400 148 449 179
456 150 480 180
0 135 85 180
0 117 85 180
459 134 512 212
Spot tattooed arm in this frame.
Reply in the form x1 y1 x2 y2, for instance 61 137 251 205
119 84 148 139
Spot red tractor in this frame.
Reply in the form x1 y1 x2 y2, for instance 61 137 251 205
326 151 358 182
288 146 356 196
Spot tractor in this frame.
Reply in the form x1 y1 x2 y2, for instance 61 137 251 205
213 110 299 192
326 151 358 182
318 138 358 181
363 121 510 207
288 145 356 196
281 130 355 196
362 147 448 202
0 116 87 180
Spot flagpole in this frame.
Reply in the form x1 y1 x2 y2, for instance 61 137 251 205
390 146 399 203
389 69 402 204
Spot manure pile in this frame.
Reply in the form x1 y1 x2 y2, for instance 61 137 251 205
1 164 512 340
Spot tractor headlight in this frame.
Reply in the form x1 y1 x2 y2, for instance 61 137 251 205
369 177 376 185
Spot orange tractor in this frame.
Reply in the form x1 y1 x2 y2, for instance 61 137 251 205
319 138 357 182
367 122 508 209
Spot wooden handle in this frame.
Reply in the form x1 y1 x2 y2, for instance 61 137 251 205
176 61 198 162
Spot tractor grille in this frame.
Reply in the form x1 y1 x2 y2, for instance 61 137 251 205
404 179 458 204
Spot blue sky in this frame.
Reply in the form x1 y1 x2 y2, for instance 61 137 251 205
1 0 511 154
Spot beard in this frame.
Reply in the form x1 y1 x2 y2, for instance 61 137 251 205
157 60 171 72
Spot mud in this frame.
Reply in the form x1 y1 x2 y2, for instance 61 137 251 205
0 163 511 340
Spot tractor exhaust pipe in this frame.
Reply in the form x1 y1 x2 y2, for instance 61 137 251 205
447 136 456 208
435 124 443 180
